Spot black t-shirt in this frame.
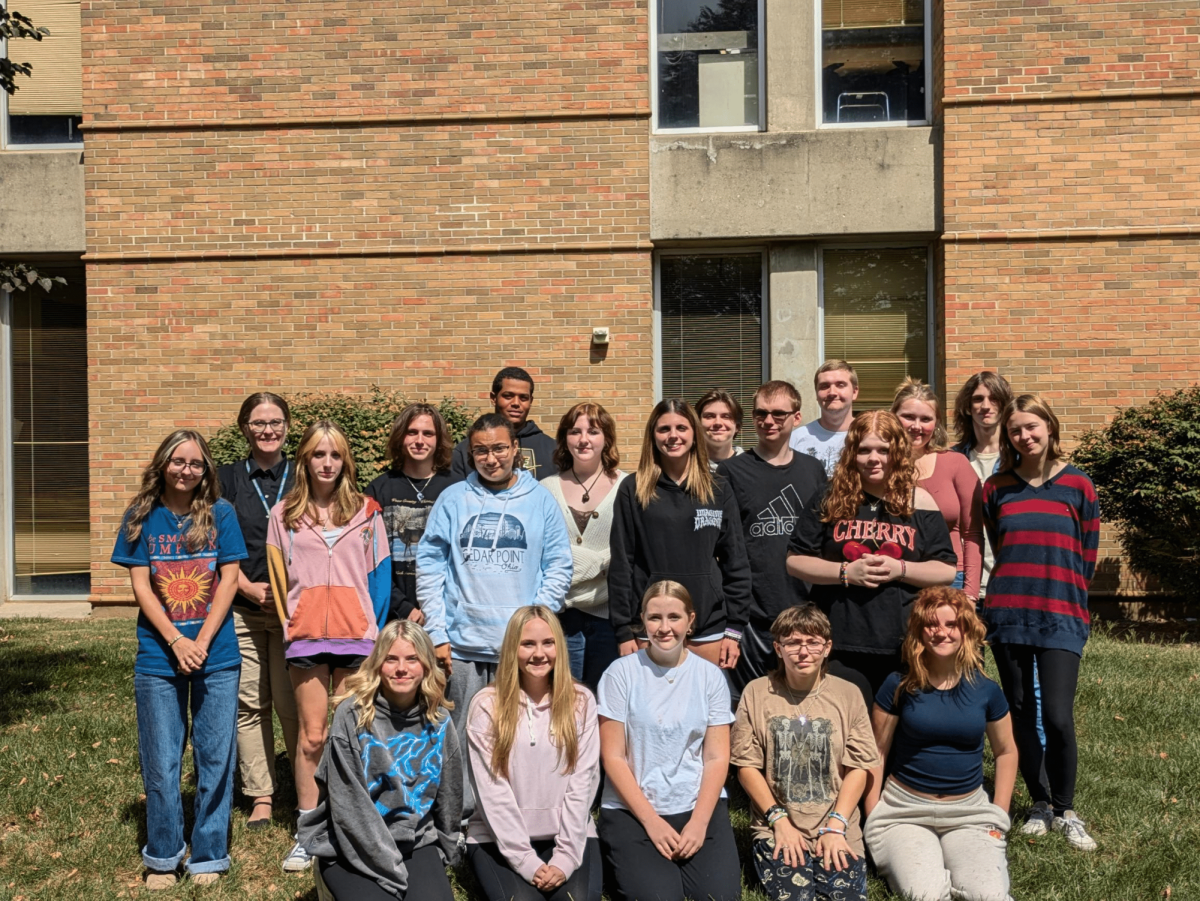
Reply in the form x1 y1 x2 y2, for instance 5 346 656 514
789 494 956 654
717 449 827 625
218 456 296 609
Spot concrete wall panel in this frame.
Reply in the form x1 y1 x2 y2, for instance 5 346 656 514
0 152 85 255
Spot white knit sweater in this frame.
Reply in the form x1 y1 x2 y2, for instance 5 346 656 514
541 471 628 618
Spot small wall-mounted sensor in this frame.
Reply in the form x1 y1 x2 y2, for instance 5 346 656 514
592 327 610 346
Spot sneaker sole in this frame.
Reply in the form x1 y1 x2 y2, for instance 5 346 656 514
282 860 313 873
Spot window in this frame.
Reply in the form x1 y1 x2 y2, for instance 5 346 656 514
654 0 761 130
658 252 765 444
820 246 930 408
4 263 90 596
3 0 83 147
820 0 927 125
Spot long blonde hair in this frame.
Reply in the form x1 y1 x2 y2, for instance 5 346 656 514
635 399 714 508
122 429 220 552
897 587 987 699
822 411 917 522
486 606 583 781
339 620 451 730
282 420 363 530
891 377 949 452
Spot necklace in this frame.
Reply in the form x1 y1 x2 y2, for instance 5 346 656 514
865 494 882 513
167 508 190 531
572 466 605 504
405 473 435 502
782 675 827 726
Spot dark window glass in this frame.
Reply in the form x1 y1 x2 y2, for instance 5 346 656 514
657 0 759 129
7 114 83 145
822 0 925 124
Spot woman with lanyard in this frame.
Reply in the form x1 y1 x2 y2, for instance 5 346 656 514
218 392 298 831
785 411 957 709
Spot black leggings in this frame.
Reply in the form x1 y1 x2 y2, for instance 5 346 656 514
468 837 602 901
598 800 741 901
317 844 453 901
991 644 1080 814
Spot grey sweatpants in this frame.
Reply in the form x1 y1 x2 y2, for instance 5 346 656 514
864 781 1013 901
445 657 497 821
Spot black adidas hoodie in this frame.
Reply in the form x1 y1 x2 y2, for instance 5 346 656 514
608 472 752 643
450 419 558 482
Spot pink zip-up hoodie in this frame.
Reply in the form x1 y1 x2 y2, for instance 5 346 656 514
265 497 391 658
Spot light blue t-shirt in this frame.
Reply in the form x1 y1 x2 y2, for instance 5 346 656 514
597 650 735 816
788 420 848 477
111 499 247 676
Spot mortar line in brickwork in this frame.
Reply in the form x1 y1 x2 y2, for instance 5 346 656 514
80 108 652 134
82 242 655 264
943 225 1200 244
944 85 1200 107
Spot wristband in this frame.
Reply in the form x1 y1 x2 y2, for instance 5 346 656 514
723 628 743 642
900 560 907 580
168 634 185 648
765 805 788 826
826 811 849 829
840 561 850 588
817 827 846 837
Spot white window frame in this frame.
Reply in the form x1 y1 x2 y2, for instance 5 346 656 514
816 242 936 392
813 0 932 130
653 247 770 402
0 1 85 151
650 0 766 134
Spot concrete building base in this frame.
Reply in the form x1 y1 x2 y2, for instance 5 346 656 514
0 602 92 620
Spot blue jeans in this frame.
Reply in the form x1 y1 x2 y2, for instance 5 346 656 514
134 666 240 874
559 608 618 691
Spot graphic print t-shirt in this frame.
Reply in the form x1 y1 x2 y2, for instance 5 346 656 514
788 421 849 477
111 499 247 676
731 673 879 851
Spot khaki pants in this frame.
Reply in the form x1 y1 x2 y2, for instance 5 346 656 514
233 605 299 798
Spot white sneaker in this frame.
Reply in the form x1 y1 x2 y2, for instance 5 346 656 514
1053 810 1098 851
281 839 313 872
1019 801 1054 836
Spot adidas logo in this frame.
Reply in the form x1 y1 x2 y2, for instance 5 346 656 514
750 484 803 538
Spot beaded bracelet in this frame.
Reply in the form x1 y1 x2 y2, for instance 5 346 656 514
900 560 908 580
826 811 850 829
839 561 850 588
723 628 743 642
766 806 789 826
168 634 185 648
817 827 846 837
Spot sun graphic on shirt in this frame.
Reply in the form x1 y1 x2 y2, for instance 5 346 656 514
158 565 213 614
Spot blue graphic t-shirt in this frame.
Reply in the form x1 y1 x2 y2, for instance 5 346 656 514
111 499 248 676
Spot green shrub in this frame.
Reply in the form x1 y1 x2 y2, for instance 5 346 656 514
1073 386 1200 599
208 387 476 491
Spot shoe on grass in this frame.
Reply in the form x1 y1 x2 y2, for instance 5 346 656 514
192 872 220 887
282 838 313 872
145 871 178 890
1019 800 1053 836
1053 810 1098 851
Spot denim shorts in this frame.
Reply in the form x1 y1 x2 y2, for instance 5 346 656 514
287 652 366 671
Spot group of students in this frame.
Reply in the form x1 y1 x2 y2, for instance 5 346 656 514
111 362 1099 900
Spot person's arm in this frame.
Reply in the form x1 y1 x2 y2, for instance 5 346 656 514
982 479 1000 556
265 506 291 629
366 507 392 629
546 693 602 883
194 560 241 657
127 566 206 673
196 504 247 656
599 716 682 859
866 492 958 588
534 493 574 611
714 486 751 669
1078 476 1101 586
986 713 1019 815
865 704 899 815
954 457 985 600
813 768 869 872
365 479 416 622
675 723 730 859
431 717 464 865
607 483 640 653
415 498 453 674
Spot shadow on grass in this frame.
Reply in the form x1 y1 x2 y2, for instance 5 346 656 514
0 632 119 727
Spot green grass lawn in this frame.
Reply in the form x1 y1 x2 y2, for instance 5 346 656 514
0 617 1196 900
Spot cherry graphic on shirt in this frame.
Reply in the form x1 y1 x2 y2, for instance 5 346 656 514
877 542 904 559
843 541 870 561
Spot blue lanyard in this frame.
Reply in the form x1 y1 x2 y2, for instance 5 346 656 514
247 459 288 518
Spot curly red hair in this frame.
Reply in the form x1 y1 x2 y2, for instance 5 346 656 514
820 410 917 522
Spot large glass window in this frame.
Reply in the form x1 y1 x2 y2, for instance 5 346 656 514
820 0 926 124
821 246 929 407
656 0 760 130
7 263 89 595
3 0 83 147
659 252 764 444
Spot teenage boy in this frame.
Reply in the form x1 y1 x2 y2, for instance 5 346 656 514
718 380 827 704
450 366 558 481
789 360 859 476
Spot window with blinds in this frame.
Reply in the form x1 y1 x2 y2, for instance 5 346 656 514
821 247 929 409
5 0 83 144
820 0 926 124
659 253 764 446
9 263 90 595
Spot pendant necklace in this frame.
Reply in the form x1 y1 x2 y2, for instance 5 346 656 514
649 651 684 684
405 473 435 502
572 466 605 504
783 675 826 726
865 493 881 514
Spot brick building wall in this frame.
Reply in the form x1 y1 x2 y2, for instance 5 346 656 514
82 0 651 602
942 0 1200 593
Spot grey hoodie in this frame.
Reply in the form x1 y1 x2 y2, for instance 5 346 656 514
298 694 463 898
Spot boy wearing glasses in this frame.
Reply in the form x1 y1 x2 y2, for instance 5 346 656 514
717 380 828 705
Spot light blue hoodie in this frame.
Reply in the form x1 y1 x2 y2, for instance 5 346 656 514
417 470 573 662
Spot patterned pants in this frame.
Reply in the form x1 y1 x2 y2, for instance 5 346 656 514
751 837 867 901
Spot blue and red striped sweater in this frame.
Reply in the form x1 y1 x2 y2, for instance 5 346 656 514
982 464 1100 655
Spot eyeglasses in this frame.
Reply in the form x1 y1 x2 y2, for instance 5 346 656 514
753 408 798 422
470 444 513 460
778 638 828 653
167 458 207 474
247 419 288 433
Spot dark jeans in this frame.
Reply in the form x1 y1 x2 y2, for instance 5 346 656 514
752 837 867 901
469 837 602 901
598 800 741 901
317 844 453 901
728 619 776 709
991 644 1080 814
560 608 619 691
829 649 901 711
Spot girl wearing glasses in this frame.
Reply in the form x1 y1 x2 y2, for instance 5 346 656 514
786 411 957 708
864 587 1018 901
111 430 248 888
608 398 752 670
731 604 879 901
266 420 391 872
217 392 299 831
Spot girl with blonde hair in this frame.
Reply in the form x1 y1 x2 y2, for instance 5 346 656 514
297 620 462 901
266 420 391 871
465 606 602 901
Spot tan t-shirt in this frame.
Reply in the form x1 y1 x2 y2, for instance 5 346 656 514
731 673 880 853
